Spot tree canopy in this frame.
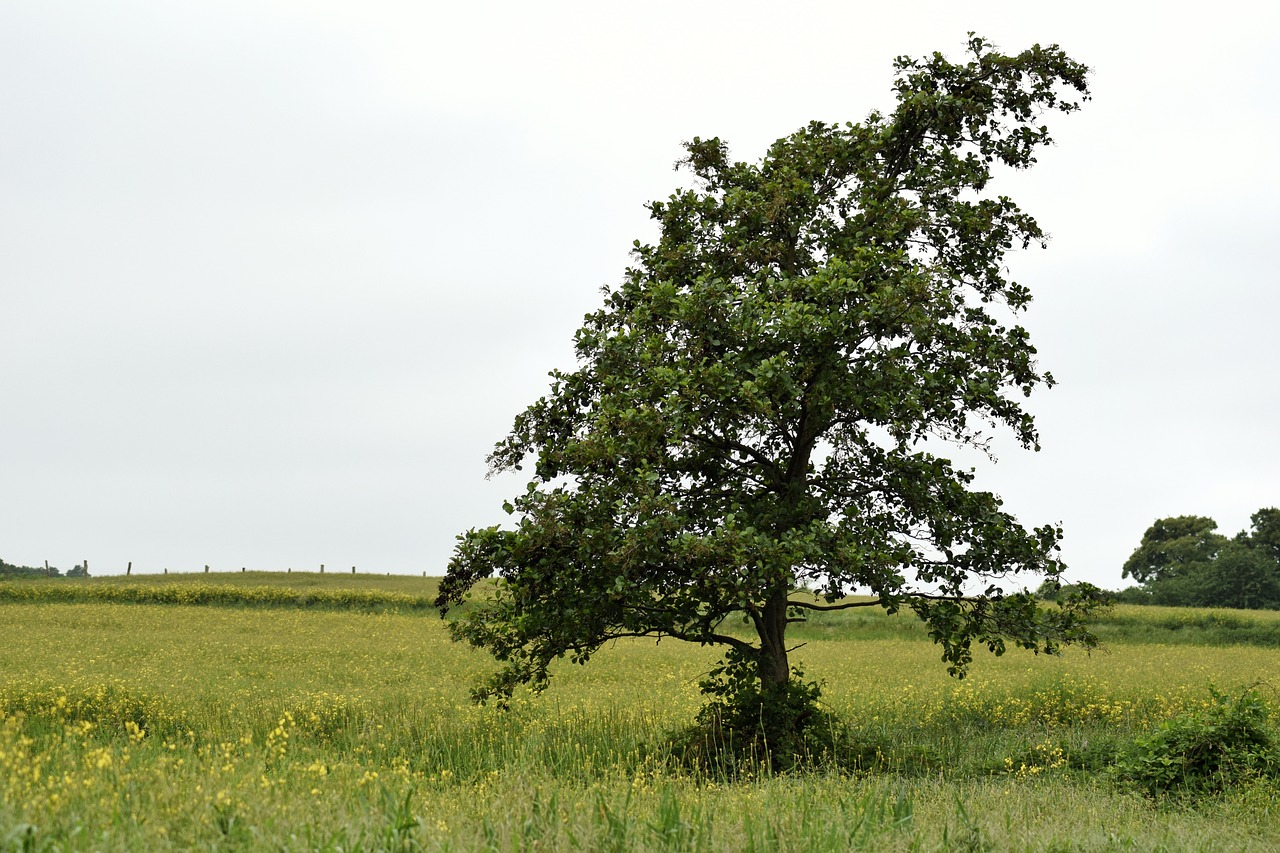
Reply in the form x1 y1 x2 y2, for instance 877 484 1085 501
1119 510 1280 609
438 35 1104 709
1240 508 1280 564
1121 516 1225 585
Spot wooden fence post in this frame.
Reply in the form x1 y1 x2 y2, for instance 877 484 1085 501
205 565 209 573
320 564 324 574
127 562 132 576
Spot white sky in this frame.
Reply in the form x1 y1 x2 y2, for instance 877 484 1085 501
2 1 1277 587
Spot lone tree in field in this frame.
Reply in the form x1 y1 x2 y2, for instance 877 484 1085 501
439 36 1105 723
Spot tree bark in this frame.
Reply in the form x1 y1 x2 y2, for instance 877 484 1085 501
756 586 791 690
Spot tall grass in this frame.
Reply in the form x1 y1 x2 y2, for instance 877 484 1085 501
2 599 1279 849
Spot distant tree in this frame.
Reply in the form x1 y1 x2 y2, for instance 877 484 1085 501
1120 511 1280 609
1186 543 1280 610
1111 585 1152 605
0 559 61 578
438 36 1104 748
1238 507 1280 563
1140 544 1280 610
1121 516 1226 584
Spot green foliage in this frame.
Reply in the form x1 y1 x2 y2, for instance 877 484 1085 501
1113 686 1278 797
1121 516 1225 584
669 653 853 775
1120 512 1280 609
0 559 58 578
439 34 1103 738
1164 543 1280 610
1240 507 1280 563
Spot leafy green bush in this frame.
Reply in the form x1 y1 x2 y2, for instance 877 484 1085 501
668 655 856 775
1113 686 1277 796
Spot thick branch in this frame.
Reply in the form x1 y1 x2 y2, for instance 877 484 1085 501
786 598 886 611
690 433 785 488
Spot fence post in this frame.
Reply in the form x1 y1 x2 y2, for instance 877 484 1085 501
242 567 245 572
45 560 50 577
320 564 324 574
205 565 209 573
164 568 168 574
352 566 356 574
127 562 132 576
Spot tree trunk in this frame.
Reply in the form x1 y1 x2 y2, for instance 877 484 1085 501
756 586 791 691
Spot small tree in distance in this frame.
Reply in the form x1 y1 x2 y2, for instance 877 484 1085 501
438 35 1106 752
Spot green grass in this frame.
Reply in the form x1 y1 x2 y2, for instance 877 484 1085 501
1092 603 1280 648
0 571 440 611
11 574 1280 647
2 591 1279 850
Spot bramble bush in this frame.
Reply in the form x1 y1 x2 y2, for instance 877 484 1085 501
1112 685 1278 796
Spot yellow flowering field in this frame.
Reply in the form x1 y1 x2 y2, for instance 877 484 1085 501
2 592 1279 850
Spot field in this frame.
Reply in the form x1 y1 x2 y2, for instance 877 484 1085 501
3 573 1279 851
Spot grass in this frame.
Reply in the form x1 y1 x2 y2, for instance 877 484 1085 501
1 576 1279 850
0 571 440 611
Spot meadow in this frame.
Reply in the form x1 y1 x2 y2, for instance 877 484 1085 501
2 573 1279 851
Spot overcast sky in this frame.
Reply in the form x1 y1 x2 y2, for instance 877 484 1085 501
2 1 1277 588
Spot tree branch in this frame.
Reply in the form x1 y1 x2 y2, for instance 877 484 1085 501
690 433 785 487
786 598 886 611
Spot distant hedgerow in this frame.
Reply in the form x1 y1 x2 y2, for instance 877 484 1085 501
0 581 435 612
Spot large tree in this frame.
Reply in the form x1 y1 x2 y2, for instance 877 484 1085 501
1121 515 1226 584
439 36 1103 709
1119 511 1280 609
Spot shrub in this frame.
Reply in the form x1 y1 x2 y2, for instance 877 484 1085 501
668 655 855 775
1113 686 1278 796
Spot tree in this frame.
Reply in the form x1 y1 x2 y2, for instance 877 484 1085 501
1120 511 1280 610
0 558 60 578
1238 507 1280 564
1121 516 1226 584
1181 543 1280 610
438 36 1104 721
